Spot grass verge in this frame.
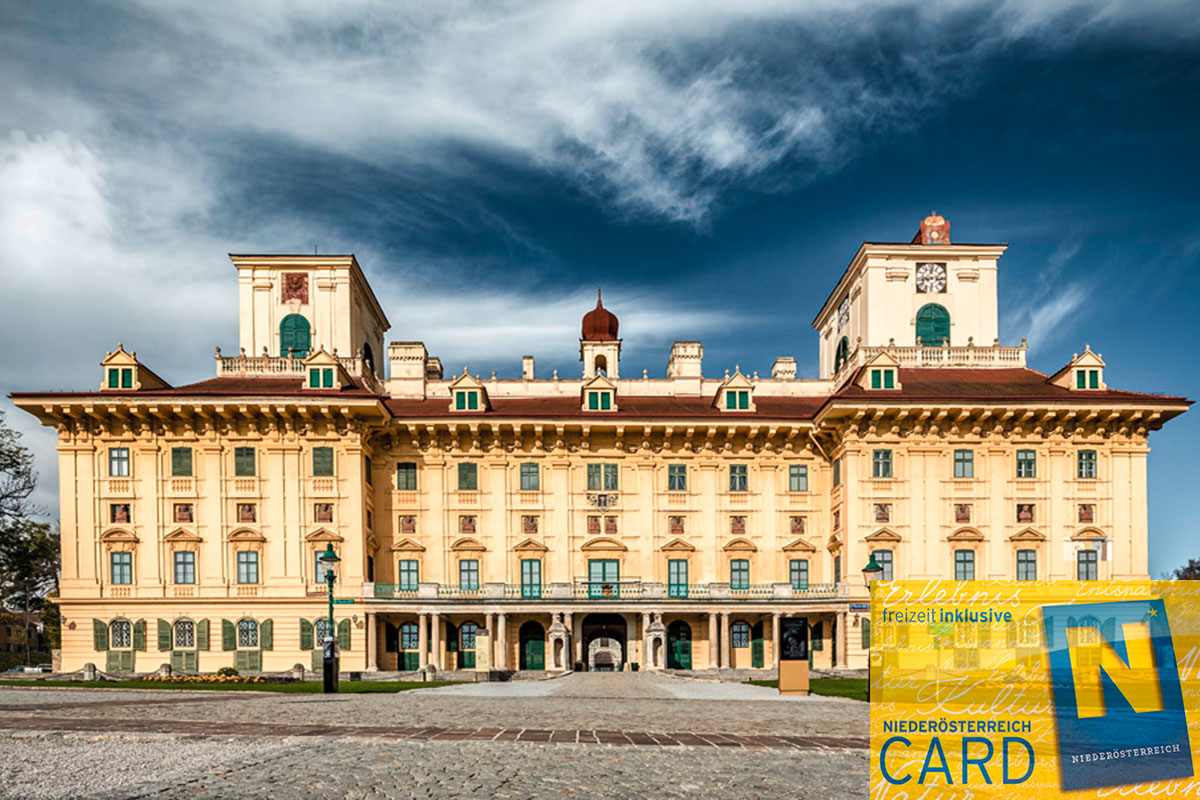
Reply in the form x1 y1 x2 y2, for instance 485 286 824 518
745 676 868 702
0 679 459 693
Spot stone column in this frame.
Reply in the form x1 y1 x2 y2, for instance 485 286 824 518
837 611 848 668
708 612 719 669
720 612 731 670
418 613 429 669
641 612 651 669
569 613 581 668
485 612 495 668
430 612 441 670
366 613 378 671
497 613 508 670
772 612 781 669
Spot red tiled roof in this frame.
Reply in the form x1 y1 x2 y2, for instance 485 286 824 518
385 395 828 421
834 368 1188 404
9 376 380 400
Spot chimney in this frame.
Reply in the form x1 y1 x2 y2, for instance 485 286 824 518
771 357 797 380
667 341 703 396
522 355 535 380
388 342 429 399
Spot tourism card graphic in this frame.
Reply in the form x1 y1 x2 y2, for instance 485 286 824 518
870 581 1200 798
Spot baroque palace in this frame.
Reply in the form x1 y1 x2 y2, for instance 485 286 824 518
11 214 1188 676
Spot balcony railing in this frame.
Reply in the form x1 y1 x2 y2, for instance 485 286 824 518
573 580 643 599
374 584 420 599
215 351 383 394
363 580 847 601
834 341 1028 385
438 584 484 599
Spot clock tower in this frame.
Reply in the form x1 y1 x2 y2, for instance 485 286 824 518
812 213 1006 379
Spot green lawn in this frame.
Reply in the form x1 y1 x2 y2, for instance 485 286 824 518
746 677 868 702
0 679 459 694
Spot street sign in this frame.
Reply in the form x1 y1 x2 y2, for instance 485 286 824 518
333 598 355 604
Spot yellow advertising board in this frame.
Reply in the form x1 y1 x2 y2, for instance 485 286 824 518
870 580 1200 797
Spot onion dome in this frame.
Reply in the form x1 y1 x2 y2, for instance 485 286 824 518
582 288 619 341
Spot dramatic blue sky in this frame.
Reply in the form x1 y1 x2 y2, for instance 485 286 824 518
1 1 1197 574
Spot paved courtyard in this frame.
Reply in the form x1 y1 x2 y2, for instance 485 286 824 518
0 673 869 799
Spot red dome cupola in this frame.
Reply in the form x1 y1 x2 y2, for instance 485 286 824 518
581 288 619 341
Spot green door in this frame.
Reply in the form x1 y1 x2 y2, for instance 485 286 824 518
915 304 950 346
402 651 420 671
588 559 620 598
279 314 311 357
667 621 692 670
459 622 477 669
751 621 764 669
519 621 545 670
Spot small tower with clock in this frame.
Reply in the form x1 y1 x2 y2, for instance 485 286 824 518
812 213 1006 379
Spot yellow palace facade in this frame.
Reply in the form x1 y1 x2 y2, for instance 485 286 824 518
12 214 1188 676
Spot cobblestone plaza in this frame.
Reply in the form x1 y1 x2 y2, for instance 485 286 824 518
0 673 868 799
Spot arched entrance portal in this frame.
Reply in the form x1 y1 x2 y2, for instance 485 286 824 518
582 613 627 672
667 620 692 669
519 620 545 670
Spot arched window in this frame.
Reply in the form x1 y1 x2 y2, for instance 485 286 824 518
237 619 259 648
110 620 132 649
280 314 311 358
400 621 419 650
834 336 850 372
731 620 751 648
315 618 331 643
460 621 478 651
174 620 195 649
362 342 375 375
915 304 950 346
594 354 608 377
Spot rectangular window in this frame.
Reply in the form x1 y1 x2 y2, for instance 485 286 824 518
520 559 542 598
588 559 620 598
834 555 842 582
729 464 748 492
322 368 334 388
312 446 334 476
790 559 809 590
954 550 975 581
587 463 618 491
457 462 478 491
397 560 419 591
953 449 974 479
459 559 479 590
110 552 132 585
310 368 321 388
456 392 466 410
314 551 332 584
108 447 130 477
873 550 893 581
668 559 688 597
1016 449 1036 479
832 457 841 487
1077 450 1098 479
108 369 119 389
1077 370 1087 389
364 455 372 485
873 449 893 479
236 551 259 584
520 462 539 491
121 368 133 389
667 464 687 492
788 464 808 492
396 462 417 491
730 559 750 590
234 447 256 477
171 447 193 477
870 369 895 389
173 551 196 584
1077 550 1098 581
1016 550 1037 581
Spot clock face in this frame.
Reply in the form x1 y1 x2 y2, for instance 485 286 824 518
838 298 850 329
916 263 947 293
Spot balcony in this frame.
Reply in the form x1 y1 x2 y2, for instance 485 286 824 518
374 583 420 599
215 351 382 394
361 580 847 602
834 341 1028 386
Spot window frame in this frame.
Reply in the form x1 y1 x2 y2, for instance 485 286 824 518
832 457 841 488
870 368 895 389
788 464 808 493
174 619 195 649
236 550 259 584
789 558 809 590
110 552 133 585
953 449 974 479
170 447 193 477
872 449 893 479
1016 549 1037 581
397 559 420 591
396 462 418 491
872 549 894 581
519 462 540 491
1015 449 1037 479
587 390 613 411
110 619 132 649
236 619 259 649
954 549 976 581
457 462 479 491
520 558 542 598
108 447 130 478
1077 549 1099 580
667 559 688 597
459 559 480 591
173 551 196 585
312 446 335 477
667 464 687 492
1077 449 1098 480
728 464 748 493
454 390 480 411
234 446 256 477
731 620 751 648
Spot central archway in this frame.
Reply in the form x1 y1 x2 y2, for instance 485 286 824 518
519 620 545 670
582 613 627 672
667 620 692 670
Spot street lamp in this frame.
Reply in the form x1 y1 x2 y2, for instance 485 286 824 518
319 544 341 693
861 555 883 703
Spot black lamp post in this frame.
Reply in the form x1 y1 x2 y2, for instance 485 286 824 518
319 544 341 694
861 555 882 702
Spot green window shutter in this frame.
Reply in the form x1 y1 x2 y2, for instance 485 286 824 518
133 619 146 651
323 368 334 388
260 619 273 650
249 650 262 671
725 392 735 409
915 304 950 346
197 619 209 651
108 369 119 388
871 370 881 389
170 650 186 672
222 620 235 651
157 620 171 651
601 392 611 410
93 619 109 651
171 447 192 477
589 392 599 410
106 651 121 673
234 650 248 672
337 619 351 650
312 649 323 671
310 368 321 388
300 619 313 650
884 370 894 389
1076 370 1086 389
1089 370 1099 389
121 368 133 388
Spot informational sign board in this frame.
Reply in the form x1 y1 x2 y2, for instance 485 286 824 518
870 580 1200 798
778 616 810 695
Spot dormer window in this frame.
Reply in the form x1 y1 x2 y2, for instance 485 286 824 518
1075 369 1101 390
587 390 613 411
107 367 134 389
869 368 896 389
716 370 755 412
725 390 750 410
309 368 335 388
454 390 481 411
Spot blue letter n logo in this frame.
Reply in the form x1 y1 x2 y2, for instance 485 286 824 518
1043 599 1191 791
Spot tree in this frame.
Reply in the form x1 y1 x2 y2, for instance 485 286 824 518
0 521 59 665
1170 559 1200 580
0 409 37 525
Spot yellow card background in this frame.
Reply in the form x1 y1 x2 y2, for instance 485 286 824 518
869 580 1200 798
